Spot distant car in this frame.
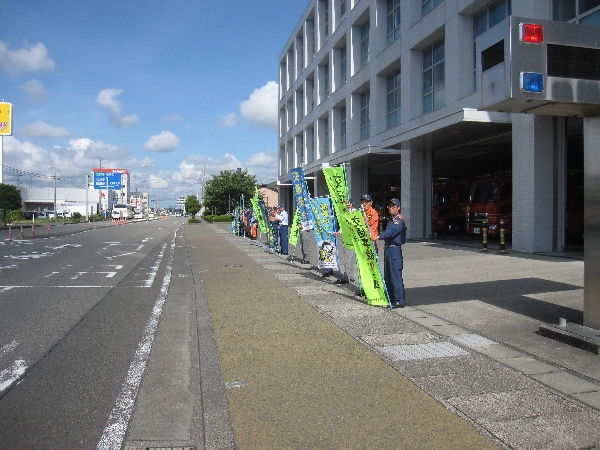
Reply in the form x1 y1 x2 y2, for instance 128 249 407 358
134 212 143 219
57 210 72 219
175 212 182 217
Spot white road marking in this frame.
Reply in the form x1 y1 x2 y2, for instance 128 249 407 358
97 232 176 450
136 244 144 251
0 359 27 392
47 244 82 249
0 286 110 292
107 252 136 260
0 341 18 357
5 252 53 260
140 244 167 288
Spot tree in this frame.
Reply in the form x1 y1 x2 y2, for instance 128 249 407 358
0 184 22 227
203 170 257 215
184 195 201 218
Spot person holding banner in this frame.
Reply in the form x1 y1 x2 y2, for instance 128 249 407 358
371 198 407 308
360 194 379 246
334 198 357 285
270 204 289 255
298 221 312 264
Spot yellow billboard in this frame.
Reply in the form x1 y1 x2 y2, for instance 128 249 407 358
0 102 12 136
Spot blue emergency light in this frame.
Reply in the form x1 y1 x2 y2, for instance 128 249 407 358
520 72 544 93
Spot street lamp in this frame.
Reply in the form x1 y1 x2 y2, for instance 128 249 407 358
141 164 154 218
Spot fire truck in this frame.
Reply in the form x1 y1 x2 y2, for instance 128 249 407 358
465 172 512 235
432 181 470 234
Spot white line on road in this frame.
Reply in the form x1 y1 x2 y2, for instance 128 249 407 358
0 359 28 393
97 232 176 450
141 244 167 288
0 341 18 357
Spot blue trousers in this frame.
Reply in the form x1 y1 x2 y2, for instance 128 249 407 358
279 225 289 254
384 246 405 305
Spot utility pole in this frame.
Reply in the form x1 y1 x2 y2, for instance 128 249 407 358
53 167 57 216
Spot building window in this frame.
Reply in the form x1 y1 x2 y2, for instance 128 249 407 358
324 119 329 156
387 0 401 45
324 64 330 99
340 106 347 150
360 22 370 68
360 90 370 141
473 1 511 91
341 0 347 16
423 39 445 114
298 135 304 165
340 46 347 85
422 0 443 16
386 69 401 129
554 0 600 25
324 0 329 36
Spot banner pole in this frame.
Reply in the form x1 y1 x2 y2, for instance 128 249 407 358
361 207 393 310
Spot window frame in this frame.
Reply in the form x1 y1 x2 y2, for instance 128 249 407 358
422 39 445 114
386 68 401 129
360 90 371 141
387 0 401 45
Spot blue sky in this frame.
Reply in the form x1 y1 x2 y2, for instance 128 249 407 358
1 1 307 207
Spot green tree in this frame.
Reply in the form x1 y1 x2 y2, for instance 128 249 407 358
0 184 22 227
203 170 257 215
184 195 201 218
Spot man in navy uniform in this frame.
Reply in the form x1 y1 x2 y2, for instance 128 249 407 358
370 198 407 308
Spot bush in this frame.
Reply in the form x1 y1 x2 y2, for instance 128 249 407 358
89 213 103 222
188 218 200 223
6 210 23 223
203 215 231 223
72 212 83 222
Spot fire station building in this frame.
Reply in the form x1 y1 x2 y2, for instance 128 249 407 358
277 0 599 256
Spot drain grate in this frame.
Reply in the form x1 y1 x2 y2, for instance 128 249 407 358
147 447 195 450
224 264 243 267
380 342 470 361
450 334 497 347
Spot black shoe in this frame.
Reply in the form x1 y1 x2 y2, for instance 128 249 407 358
391 301 405 308
354 290 365 296
334 279 349 285
301 259 310 264
322 271 333 277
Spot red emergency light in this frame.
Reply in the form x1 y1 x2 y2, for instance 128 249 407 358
520 23 544 44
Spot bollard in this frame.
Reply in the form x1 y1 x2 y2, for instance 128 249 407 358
47 223 50 236
8 225 12 241
482 220 488 252
500 219 506 253
88 220 91 230
31 224 35 238
19 226 23 240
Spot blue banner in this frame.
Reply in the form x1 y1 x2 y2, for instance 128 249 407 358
93 172 122 191
309 197 338 270
288 166 314 230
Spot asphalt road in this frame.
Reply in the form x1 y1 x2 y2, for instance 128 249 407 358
0 218 187 449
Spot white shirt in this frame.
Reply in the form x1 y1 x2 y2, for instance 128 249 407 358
277 210 289 226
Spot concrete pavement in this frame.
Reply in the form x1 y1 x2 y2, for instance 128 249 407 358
194 222 599 449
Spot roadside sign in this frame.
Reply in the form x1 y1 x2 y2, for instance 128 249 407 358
0 102 12 136
93 172 122 190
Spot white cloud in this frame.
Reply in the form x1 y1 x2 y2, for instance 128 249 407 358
239 81 278 130
3 136 47 172
218 113 237 129
96 88 139 128
143 131 180 152
20 79 47 103
244 149 276 168
19 121 70 138
0 41 55 76
162 113 183 124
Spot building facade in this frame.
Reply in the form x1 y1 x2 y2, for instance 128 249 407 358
278 0 599 253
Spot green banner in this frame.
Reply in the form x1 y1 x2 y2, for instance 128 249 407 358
250 198 265 233
339 211 388 307
323 166 353 249
289 208 301 246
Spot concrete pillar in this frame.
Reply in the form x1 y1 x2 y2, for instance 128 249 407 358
401 140 431 239
584 116 600 329
512 114 555 253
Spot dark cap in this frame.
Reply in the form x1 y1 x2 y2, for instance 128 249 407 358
388 198 401 207
360 194 372 202
278 204 285 208
347 198 353 204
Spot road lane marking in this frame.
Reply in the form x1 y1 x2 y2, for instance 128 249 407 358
136 245 144 251
0 359 27 393
97 232 176 450
140 244 167 288
0 341 18 357
0 286 111 292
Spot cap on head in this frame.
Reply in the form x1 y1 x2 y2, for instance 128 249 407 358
347 198 353 204
388 198 401 207
360 194 372 202
278 204 285 208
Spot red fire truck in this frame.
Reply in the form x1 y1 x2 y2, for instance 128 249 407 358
465 172 512 235
432 181 470 234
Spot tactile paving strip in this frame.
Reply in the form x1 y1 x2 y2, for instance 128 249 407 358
380 342 470 361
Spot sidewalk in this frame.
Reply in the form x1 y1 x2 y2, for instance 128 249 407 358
193 223 600 449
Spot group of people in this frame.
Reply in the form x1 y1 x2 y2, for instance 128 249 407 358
296 194 407 309
268 204 289 255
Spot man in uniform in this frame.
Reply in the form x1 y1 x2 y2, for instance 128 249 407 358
371 198 407 308
273 204 289 255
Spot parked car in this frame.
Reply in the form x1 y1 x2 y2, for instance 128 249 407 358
57 209 72 219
